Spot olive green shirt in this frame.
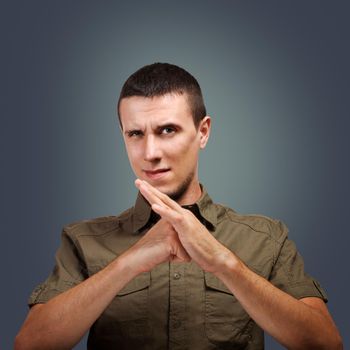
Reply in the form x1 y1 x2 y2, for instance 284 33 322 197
28 186 327 350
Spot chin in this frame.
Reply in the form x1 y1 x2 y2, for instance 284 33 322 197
150 182 177 197
153 183 174 194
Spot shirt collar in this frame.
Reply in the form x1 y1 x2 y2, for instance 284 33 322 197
131 184 217 234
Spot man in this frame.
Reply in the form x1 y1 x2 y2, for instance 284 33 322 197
15 63 342 349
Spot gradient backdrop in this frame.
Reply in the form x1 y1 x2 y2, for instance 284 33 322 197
2 1 349 348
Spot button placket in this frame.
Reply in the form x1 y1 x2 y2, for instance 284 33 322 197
168 263 186 350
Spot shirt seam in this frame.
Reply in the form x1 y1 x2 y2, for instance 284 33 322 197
71 225 121 239
222 207 283 245
66 216 119 228
66 210 133 236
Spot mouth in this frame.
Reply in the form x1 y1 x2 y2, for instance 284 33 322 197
143 168 171 180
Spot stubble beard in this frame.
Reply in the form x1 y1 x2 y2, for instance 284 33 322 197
166 169 196 203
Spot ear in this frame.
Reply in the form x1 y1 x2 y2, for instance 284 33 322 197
198 116 211 149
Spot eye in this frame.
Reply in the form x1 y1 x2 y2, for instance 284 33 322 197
161 126 176 135
127 130 143 138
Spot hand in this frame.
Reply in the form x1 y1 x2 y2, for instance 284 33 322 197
135 179 235 274
122 217 191 275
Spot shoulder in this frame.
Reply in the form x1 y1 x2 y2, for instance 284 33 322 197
216 203 288 244
62 207 133 240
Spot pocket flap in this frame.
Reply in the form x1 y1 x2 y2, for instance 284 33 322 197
118 272 151 296
204 272 233 295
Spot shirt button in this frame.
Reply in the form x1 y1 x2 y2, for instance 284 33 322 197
173 272 181 280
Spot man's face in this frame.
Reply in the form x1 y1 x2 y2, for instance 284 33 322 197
119 93 210 202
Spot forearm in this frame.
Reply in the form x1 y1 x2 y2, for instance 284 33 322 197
15 254 138 350
215 255 342 350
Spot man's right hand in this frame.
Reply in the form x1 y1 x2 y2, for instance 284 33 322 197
121 218 191 275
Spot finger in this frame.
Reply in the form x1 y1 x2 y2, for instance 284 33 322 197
172 241 191 262
135 178 142 187
141 180 182 212
138 181 166 206
135 179 166 208
152 204 191 236
152 203 179 223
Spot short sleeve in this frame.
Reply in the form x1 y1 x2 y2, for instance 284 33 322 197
28 228 87 307
269 221 328 302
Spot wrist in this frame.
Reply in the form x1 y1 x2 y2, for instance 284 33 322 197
111 251 142 281
213 249 245 281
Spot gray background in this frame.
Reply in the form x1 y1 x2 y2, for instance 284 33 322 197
1 1 349 348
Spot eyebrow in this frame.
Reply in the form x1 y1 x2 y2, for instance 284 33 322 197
124 123 182 135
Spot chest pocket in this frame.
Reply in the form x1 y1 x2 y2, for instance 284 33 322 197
113 272 151 321
88 272 153 349
204 272 253 348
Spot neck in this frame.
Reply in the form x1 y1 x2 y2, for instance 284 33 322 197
177 180 202 206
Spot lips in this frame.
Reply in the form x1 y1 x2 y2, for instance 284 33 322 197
143 168 170 180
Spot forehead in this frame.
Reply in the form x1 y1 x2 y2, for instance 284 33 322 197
119 93 193 128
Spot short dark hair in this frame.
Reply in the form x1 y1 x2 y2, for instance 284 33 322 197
117 62 207 129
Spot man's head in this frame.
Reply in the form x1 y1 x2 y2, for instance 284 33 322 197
118 63 211 204
117 62 207 129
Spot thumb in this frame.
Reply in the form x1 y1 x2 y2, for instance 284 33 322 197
171 239 191 262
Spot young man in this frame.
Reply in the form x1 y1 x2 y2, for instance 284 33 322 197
16 63 342 349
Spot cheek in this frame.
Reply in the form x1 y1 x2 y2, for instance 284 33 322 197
166 135 199 162
179 134 199 154
125 144 142 166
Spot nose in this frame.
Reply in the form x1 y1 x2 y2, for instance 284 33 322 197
144 135 161 162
